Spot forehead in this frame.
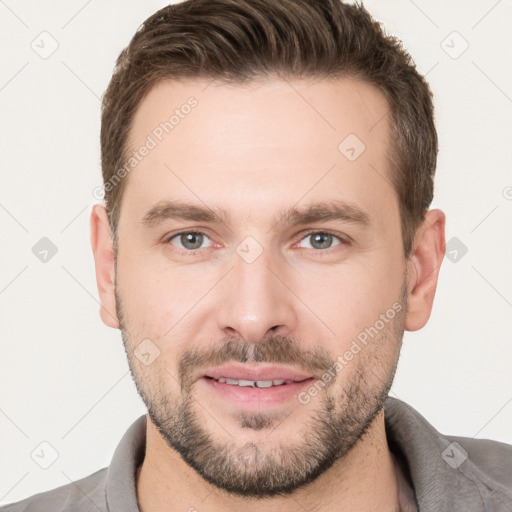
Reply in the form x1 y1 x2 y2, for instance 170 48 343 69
128 76 390 153
122 76 396 229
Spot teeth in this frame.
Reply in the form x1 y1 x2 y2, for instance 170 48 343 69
216 377 288 387
238 379 260 387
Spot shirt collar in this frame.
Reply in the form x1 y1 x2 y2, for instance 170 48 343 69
106 414 146 511
384 396 489 511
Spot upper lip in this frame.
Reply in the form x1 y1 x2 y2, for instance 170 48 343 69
201 364 315 382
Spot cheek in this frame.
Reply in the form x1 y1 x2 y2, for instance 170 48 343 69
296 255 404 353
116 251 180 333
116 249 220 353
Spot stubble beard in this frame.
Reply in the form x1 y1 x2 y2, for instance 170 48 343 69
116 279 407 498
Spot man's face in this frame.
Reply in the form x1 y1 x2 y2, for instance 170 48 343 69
114 77 408 496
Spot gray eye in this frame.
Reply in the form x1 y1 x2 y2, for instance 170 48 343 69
181 233 203 250
298 232 342 250
170 232 211 250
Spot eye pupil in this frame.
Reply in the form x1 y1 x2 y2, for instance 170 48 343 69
311 233 332 249
181 232 203 250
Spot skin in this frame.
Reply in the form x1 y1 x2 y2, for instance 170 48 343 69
91 76 445 512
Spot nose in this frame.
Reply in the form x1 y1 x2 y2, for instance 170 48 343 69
216 248 297 344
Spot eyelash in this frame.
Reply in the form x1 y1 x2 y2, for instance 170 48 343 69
165 229 350 256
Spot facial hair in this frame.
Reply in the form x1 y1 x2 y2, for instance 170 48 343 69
116 278 408 498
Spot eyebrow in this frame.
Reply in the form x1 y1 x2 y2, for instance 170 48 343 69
140 199 371 229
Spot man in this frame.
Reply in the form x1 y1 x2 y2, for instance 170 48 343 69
2 0 511 511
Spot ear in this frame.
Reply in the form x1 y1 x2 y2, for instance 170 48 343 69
405 209 446 331
90 204 119 329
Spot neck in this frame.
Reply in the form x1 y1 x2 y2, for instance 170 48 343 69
136 409 401 512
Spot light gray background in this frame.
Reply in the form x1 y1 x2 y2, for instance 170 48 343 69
1 0 511 505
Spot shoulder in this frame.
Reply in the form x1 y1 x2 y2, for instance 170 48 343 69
445 433 512 487
385 397 512 509
0 468 108 512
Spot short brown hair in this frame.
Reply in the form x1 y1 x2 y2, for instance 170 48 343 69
100 0 437 258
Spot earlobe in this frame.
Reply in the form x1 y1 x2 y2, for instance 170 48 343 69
90 204 120 329
404 209 446 332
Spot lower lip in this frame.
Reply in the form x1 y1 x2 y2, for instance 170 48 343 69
201 377 316 408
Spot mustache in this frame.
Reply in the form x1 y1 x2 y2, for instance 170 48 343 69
178 334 335 391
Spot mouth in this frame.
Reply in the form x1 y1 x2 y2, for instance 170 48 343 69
198 364 317 408
203 375 310 388
201 363 315 384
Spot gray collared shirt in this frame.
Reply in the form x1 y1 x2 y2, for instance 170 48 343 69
1 397 511 511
